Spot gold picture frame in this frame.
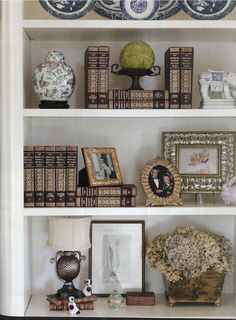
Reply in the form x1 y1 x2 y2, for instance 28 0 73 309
82 147 123 187
162 131 236 193
140 157 182 206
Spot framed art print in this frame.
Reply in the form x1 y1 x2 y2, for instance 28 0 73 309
141 157 182 206
89 221 145 296
162 131 235 193
82 147 123 187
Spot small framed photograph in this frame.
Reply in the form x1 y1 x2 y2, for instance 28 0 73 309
162 131 235 193
82 147 123 186
89 221 145 296
140 157 182 206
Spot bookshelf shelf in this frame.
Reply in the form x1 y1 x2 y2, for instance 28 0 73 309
24 108 236 118
26 294 236 318
23 204 236 217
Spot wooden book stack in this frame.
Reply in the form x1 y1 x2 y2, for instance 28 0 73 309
24 145 78 207
46 294 97 311
165 47 194 109
76 184 137 207
108 89 169 109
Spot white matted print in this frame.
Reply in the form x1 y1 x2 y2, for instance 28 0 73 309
177 146 220 176
89 221 145 295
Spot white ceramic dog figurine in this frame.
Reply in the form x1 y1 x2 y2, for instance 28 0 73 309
82 279 92 297
68 296 80 315
221 175 236 205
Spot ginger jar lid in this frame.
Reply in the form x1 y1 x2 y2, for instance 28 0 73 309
45 51 65 63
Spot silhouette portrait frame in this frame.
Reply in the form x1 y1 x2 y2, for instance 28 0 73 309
141 157 182 206
82 147 123 187
162 131 236 193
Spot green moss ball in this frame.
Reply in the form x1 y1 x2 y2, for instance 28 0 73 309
119 40 155 70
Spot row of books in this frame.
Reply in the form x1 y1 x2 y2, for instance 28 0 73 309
76 184 137 207
165 47 194 109
108 89 169 109
85 45 110 109
24 146 78 207
47 294 96 311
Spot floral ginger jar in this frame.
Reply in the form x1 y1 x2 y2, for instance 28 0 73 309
33 51 75 108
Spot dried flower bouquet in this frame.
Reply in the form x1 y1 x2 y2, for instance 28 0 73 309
146 225 233 283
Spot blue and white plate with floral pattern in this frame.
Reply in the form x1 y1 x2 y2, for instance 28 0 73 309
155 0 181 20
120 0 160 20
180 0 236 20
39 0 96 19
94 0 123 20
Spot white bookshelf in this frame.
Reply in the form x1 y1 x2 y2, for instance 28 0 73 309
1 1 236 317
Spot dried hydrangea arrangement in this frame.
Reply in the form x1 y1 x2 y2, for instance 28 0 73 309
146 225 233 282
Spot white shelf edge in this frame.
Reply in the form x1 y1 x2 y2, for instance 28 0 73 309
25 293 236 318
23 19 236 30
23 108 236 118
23 205 236 217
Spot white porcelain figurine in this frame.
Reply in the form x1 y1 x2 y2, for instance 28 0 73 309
68 296 80 315
82 279 92 297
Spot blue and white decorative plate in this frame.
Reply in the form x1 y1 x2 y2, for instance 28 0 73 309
155 0 181 20
39 0 96 19
180 0 236 20
120 0 160 20
94 0 123 20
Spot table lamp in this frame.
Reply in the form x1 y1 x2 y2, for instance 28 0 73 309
48 216 91 299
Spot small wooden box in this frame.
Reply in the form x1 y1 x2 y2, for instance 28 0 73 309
126 292 155 306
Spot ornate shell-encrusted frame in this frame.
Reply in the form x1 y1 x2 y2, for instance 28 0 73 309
162 132 235 193
141 157 182 206
82 147 123 187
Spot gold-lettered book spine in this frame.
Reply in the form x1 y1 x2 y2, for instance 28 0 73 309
34 146 45 207
24 146 34 207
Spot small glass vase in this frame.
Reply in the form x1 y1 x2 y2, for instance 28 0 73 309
107 290 124 310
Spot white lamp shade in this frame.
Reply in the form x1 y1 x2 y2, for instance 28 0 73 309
48 216 91 251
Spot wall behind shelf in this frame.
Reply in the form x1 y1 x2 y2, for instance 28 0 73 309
31 215 235 296
25 40 236 109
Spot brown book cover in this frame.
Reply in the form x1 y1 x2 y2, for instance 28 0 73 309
126 292 155 306
48 302 94 311
45 146 56 207
34 146 45 207
24 146 34 207
65 146 78 207
85 46 99 108
180 47 194 109
76 196 136 207
55 146 67 207
165 47 180 109
77 184 137 197
47 294 97 307
108 89 169 101
98 46 110 109
108 99 168 109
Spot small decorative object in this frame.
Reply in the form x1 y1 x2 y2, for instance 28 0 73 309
107 290 124 309
112 40 160 90
82 147 123 187
33 51 75 109
82 279 92 297
199 69 236 109
162 131 236 193
180 0 236 20
48 217 91 299
89 221 145 295
120 0 160 20
38 0 96 19
221 175 236 205
155 0 181 20
68 296 80 315
141 157 182 206
94 0 123 19
126 292 155 306
146 225 234 306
